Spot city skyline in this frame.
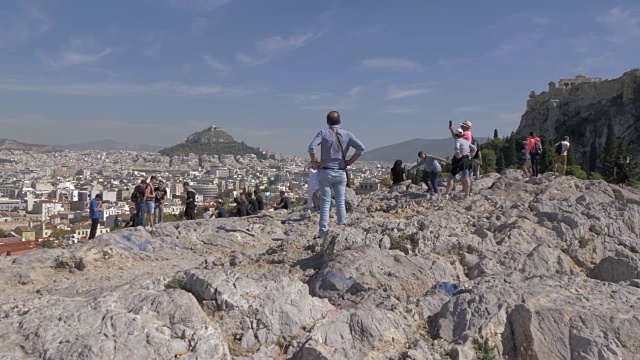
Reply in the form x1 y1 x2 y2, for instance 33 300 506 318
1 1 639 154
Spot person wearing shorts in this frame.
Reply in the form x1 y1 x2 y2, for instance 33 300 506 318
442 129 477 199
553 136 570 175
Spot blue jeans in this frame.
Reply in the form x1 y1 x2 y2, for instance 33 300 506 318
318 170 347 237
135 202 147 227
426 171 441 194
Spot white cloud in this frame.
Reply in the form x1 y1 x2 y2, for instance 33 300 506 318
385 85 432 100
42 48 113 67
571 52 615 74
202 54 228 72
384 106 421 115
294 92 332 102
0 4 51 47
438 57 471 66
237 25 328 66
347 86 363 98
169 0 232 11
360 57 424 72
182 63 195 74
189 17 208 35
0 78 254 97
597 6 640 42
139 32 163 56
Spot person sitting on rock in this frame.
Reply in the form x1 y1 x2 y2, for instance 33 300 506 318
202 207 213 220
273 191 290 211
233 197 248 217
390 160 412 190
215 202 228 218
246 192 259 215
254 189 264 211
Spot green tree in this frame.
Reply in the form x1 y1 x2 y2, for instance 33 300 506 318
496 153 506 172
0 229 6 238
493 129 499 139
380 178 392 188
163 213 181 222
588 140 598 173
504 135 517 168
481 148 497 174
566 165 588 179
602 120 618 178
539 135 555 173
567 141 577 166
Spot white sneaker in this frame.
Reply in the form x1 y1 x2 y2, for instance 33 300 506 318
441 194 449 200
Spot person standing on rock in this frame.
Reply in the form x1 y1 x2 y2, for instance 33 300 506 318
88 193 102 240
305 163 320 210
154 180 167 224
553 136 571 175
450 120 472 142
183 182 197 220
308 110 365 238
145 176 157 228
526 132 542 177
613 155 629 189
442 129 476 199
519 138 532 177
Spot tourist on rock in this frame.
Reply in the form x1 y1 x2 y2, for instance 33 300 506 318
154 180 167 224
132 179 147 226
254 189 264 211
202 207 213 220
613 155 628 189
123 207 136 228
88 193 102 240
246 192 259 215
183 182 197 220
233 197 248 217
410 151 447 198
308 110 365 238
305 163 320 210
525 132 543 177
273 190 290 211
442 129 477 200
471 137 482 180
519 138 532 178
450 120 473 142
390 160 412 189
144 176 157 228
553 136 571 175
215 201 228 218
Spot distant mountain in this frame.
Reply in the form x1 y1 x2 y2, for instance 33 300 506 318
359 138 454 163
55 139 163 152
159 125 266 159
0 139 54 152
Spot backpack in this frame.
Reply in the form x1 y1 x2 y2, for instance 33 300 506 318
131 185 145 203
555 142 563 155
532 138 543 155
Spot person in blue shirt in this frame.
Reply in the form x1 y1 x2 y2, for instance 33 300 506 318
88 194 102 240
308 111 365 239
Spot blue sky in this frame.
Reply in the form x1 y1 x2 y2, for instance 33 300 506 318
1 0 639 155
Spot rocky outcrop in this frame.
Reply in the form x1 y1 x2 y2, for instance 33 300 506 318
516 69 640 167
0 172 639 359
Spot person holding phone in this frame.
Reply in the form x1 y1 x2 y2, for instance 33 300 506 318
88 194 102 240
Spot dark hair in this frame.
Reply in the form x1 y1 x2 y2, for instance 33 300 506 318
150 175 158 181
417 151 424 158
204 207 210 212
392 160 403 170
280 190 286 195
95 194 102 199
564 136 570 141
183 181 190 186
529 131 535 137
326 111 341 126
618 155 624 160
246 192 253 199
254 189 260 194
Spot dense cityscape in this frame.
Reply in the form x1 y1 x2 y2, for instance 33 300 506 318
0 146 389 254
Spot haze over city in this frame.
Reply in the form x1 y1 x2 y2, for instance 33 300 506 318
1 0 639 154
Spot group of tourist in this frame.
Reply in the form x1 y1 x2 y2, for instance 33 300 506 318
128 176 169 228
518 132 571 177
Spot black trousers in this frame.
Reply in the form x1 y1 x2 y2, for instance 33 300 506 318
89 218 99 240
184 207 196 220
530 153 540 177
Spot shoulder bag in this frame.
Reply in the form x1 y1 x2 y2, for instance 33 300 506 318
330 128 352 188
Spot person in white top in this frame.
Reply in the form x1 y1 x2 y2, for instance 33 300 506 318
305 163 320 209
553 136 571 175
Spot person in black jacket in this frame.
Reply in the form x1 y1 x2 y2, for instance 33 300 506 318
233 197 247 217
254 189 264 211
183 182 197 220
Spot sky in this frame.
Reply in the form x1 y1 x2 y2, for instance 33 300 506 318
1 0 639 155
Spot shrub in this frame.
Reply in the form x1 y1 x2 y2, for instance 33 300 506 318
165 278 187 290
42 240 56 249
566 165 588 180
587 172 603 180
388 234 411 250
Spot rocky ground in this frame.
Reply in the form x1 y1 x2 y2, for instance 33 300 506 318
0 170 639 360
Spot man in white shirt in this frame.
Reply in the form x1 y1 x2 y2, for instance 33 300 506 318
553 136 571 175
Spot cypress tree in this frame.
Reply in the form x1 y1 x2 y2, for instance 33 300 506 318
493 129 499 139
567 140 577 166
589 140 598 173
504 135 517 168
602 120 618 177
497 153 506 172
539 135 555 173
